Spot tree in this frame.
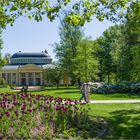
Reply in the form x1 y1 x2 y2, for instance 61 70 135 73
120 1 140 82
96 24 126 83
97 31 114 84
0 0 134 28
73 39 99 83
55 13 84 84
95 1 140 83
44 65 63 89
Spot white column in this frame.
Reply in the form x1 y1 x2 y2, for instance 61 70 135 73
11 73 13 85
33 73 35 86
16 73 18 85
40 73 43 85
19 73 21 86
26 73 29 85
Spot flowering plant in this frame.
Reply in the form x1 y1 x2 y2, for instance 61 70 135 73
0 93 90 139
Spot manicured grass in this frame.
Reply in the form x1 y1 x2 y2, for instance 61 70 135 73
0 87 15 93
31 86 140 100
32 87 140 100
88 103 140 139
1 86 140 100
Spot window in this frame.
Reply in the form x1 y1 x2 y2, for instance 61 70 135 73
7 73 11 84
12 73 16 77
21 73 26 78
28 73 33 77
12 73 16 84
35 73 40 78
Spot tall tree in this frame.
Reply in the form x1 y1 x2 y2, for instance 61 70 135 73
73 39 99 83
55 13 84 84
96 1 140 83
96 24 125 83
120 1 140 82
97 30 114 83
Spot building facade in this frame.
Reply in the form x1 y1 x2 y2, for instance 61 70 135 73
1 51 71 86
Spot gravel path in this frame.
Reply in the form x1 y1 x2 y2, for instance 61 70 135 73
89 100 140 104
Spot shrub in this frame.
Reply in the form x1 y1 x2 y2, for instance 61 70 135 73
91 82 140 94
0 78 8 88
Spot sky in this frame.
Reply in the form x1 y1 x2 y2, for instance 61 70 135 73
2 16 114 59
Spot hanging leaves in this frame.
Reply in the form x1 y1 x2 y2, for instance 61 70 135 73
0 0 133 28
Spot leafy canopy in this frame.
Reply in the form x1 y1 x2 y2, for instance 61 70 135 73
0 0 133 28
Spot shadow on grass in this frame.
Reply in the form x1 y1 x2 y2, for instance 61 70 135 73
54 90 80 95
30 87 80 95
61 117 108 139
93 93 140 98
105 107 140 139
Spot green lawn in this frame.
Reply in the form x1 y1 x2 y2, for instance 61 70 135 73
0 86 140 100
31 86 140 100
0 87 15 93
88 103 140 139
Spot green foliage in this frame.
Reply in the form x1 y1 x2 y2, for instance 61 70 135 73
122 1 140 82
95 1 140 83
97 25 125 83
73 39 99 82
91 82 140 94
0 0 134 28
55 13 84 84
44 64 63 89
0 77 8 87
56 2 140 84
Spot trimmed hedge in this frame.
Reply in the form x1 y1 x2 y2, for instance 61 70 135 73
91 82 140 94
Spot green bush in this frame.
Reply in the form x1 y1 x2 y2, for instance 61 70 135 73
0 78 8 88
91 82 140 94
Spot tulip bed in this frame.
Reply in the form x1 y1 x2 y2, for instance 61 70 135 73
0 93 92 139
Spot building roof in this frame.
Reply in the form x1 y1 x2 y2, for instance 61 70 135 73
11 52 51 58
10 51 52 65
2 65 20 70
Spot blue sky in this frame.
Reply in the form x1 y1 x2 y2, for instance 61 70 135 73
2 17 114 59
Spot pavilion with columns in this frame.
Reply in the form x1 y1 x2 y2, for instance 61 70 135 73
1 50 71 86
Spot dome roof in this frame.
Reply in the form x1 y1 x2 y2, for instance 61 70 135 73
11 52 50 58
10 51 52 65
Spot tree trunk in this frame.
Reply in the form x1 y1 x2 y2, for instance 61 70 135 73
115 75 118 84
107 71 110 84
56 81 59 89
99 61 103 82
77 78 81 87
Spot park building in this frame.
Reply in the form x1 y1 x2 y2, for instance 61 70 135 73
1 50 71 86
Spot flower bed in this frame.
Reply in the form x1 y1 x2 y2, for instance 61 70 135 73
0 93 90 139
